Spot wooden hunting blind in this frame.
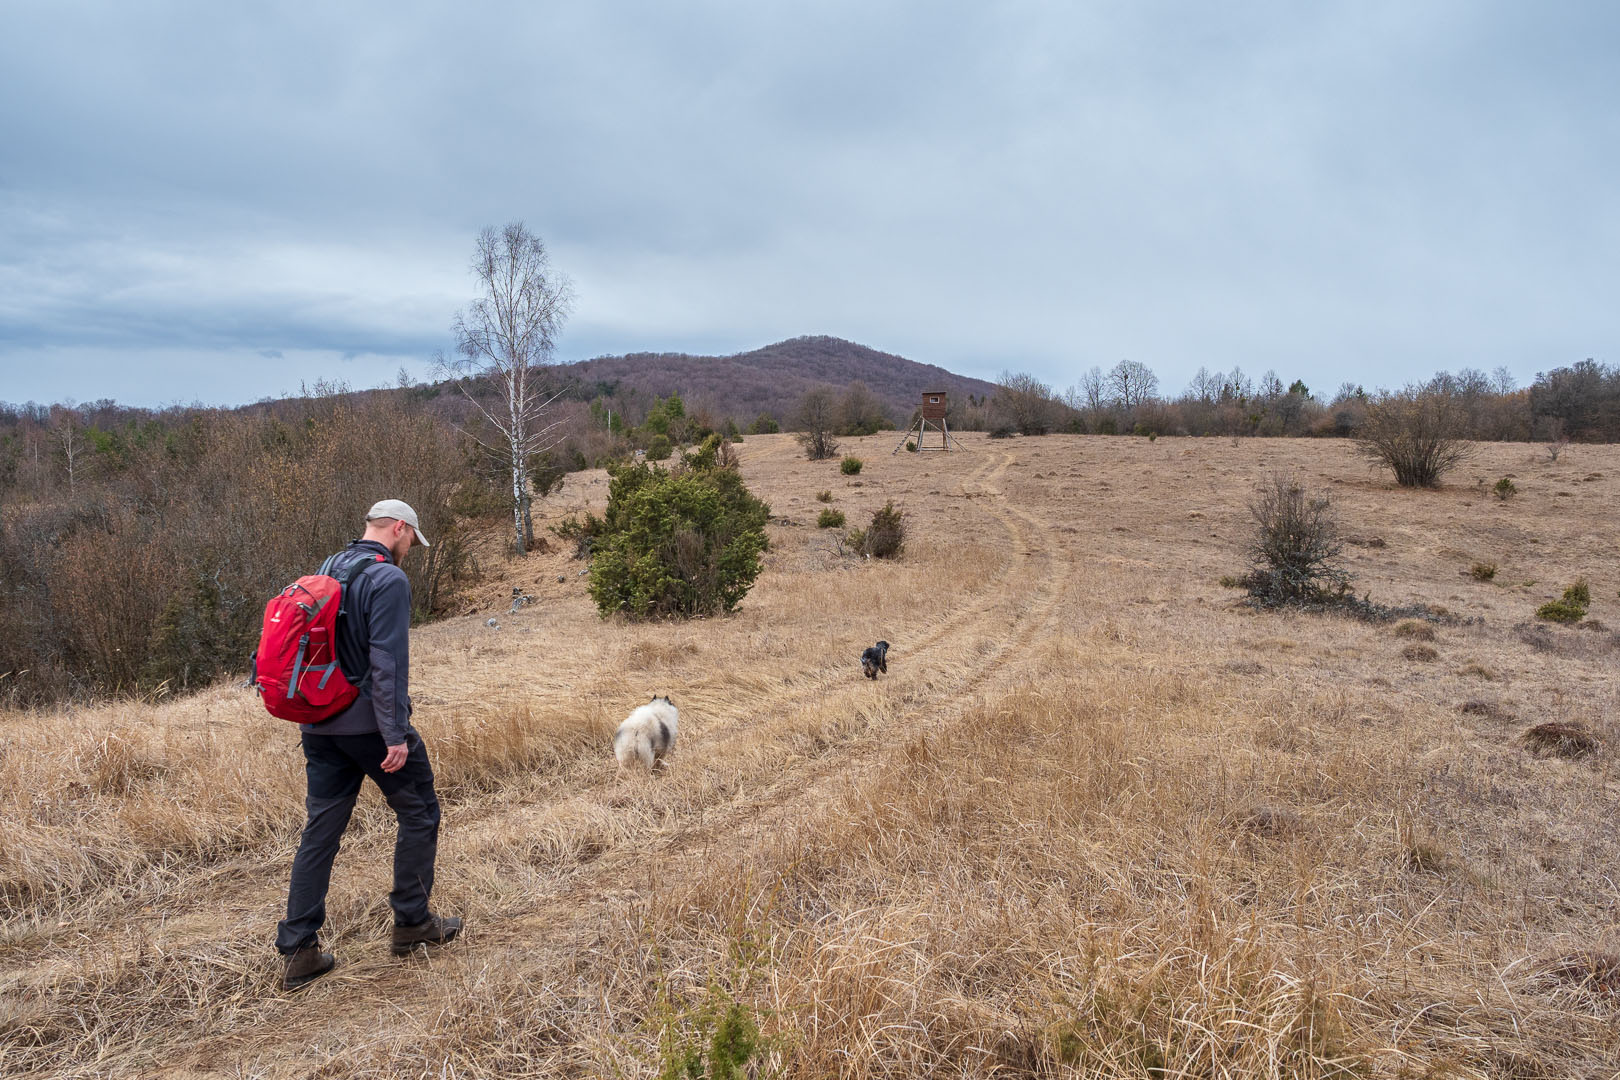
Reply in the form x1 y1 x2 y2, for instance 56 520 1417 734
895 389 965 453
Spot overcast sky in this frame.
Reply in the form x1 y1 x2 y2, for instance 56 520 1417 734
2 1 1615 408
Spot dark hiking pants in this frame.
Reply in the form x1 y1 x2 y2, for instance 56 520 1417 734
276 729 441 954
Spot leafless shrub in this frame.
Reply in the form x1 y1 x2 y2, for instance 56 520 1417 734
1239 473 1350 606
792 387 840 460
1356 387 1476 487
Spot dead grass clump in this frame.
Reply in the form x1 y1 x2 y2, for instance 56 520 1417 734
1392 619 1435 641
1040 952 1360 1077
1521 722 1601 759
0 717 306 918
1458 662 1498 680
624 639 701 670
85 731 169 796
1398 813 1448 874
1401 643 1439 662
1542 952 1620 998
1238 804 1303 839
432 704 606 796
1514 622 1561 653
1468 561 1497 581
1514 620 1618 659
1459 699 1511 721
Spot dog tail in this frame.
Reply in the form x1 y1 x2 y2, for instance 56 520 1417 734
614 727 655 769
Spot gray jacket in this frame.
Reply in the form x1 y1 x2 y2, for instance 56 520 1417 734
301 540 415 745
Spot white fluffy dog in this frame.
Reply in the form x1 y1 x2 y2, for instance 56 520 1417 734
613 695 678 770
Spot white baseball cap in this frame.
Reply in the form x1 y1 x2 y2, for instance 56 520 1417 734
366 499 431 547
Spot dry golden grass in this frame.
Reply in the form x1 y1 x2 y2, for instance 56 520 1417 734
3 434 1619 1078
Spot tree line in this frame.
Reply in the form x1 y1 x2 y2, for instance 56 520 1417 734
973 358 1620 443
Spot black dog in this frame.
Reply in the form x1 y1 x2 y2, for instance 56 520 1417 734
861 640 890 679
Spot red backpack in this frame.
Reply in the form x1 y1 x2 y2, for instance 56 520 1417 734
253 549 387 723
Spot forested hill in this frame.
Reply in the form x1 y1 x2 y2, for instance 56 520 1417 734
554 336 1001 423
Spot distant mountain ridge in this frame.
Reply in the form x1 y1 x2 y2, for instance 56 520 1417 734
555 335 1000 424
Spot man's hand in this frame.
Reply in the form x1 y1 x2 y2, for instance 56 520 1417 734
381 742 408 773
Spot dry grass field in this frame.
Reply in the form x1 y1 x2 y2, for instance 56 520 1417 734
3 433 1618 1079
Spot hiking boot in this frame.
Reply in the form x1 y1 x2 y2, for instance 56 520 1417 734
281 944 334 991
391 913 463 956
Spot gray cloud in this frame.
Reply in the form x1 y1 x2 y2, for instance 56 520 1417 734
2 1 1616 407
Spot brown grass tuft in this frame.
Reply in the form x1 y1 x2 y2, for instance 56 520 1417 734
1239 804 1304 839
1458 698 1512 721
1392 619 1436 641
1521 722 1601 759
1401 643 1439 661
1543 952 1620 998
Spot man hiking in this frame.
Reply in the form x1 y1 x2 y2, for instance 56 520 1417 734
276 499 462 990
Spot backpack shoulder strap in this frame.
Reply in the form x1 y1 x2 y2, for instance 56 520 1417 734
329 548 385 584
322 547 389 616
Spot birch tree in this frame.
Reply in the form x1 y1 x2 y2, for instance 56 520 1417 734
50 404 85 496
442 222 574 556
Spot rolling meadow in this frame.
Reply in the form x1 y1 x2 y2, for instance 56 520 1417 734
2 432 1617 1078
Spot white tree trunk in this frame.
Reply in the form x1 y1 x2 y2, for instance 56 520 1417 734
510 440 526 556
